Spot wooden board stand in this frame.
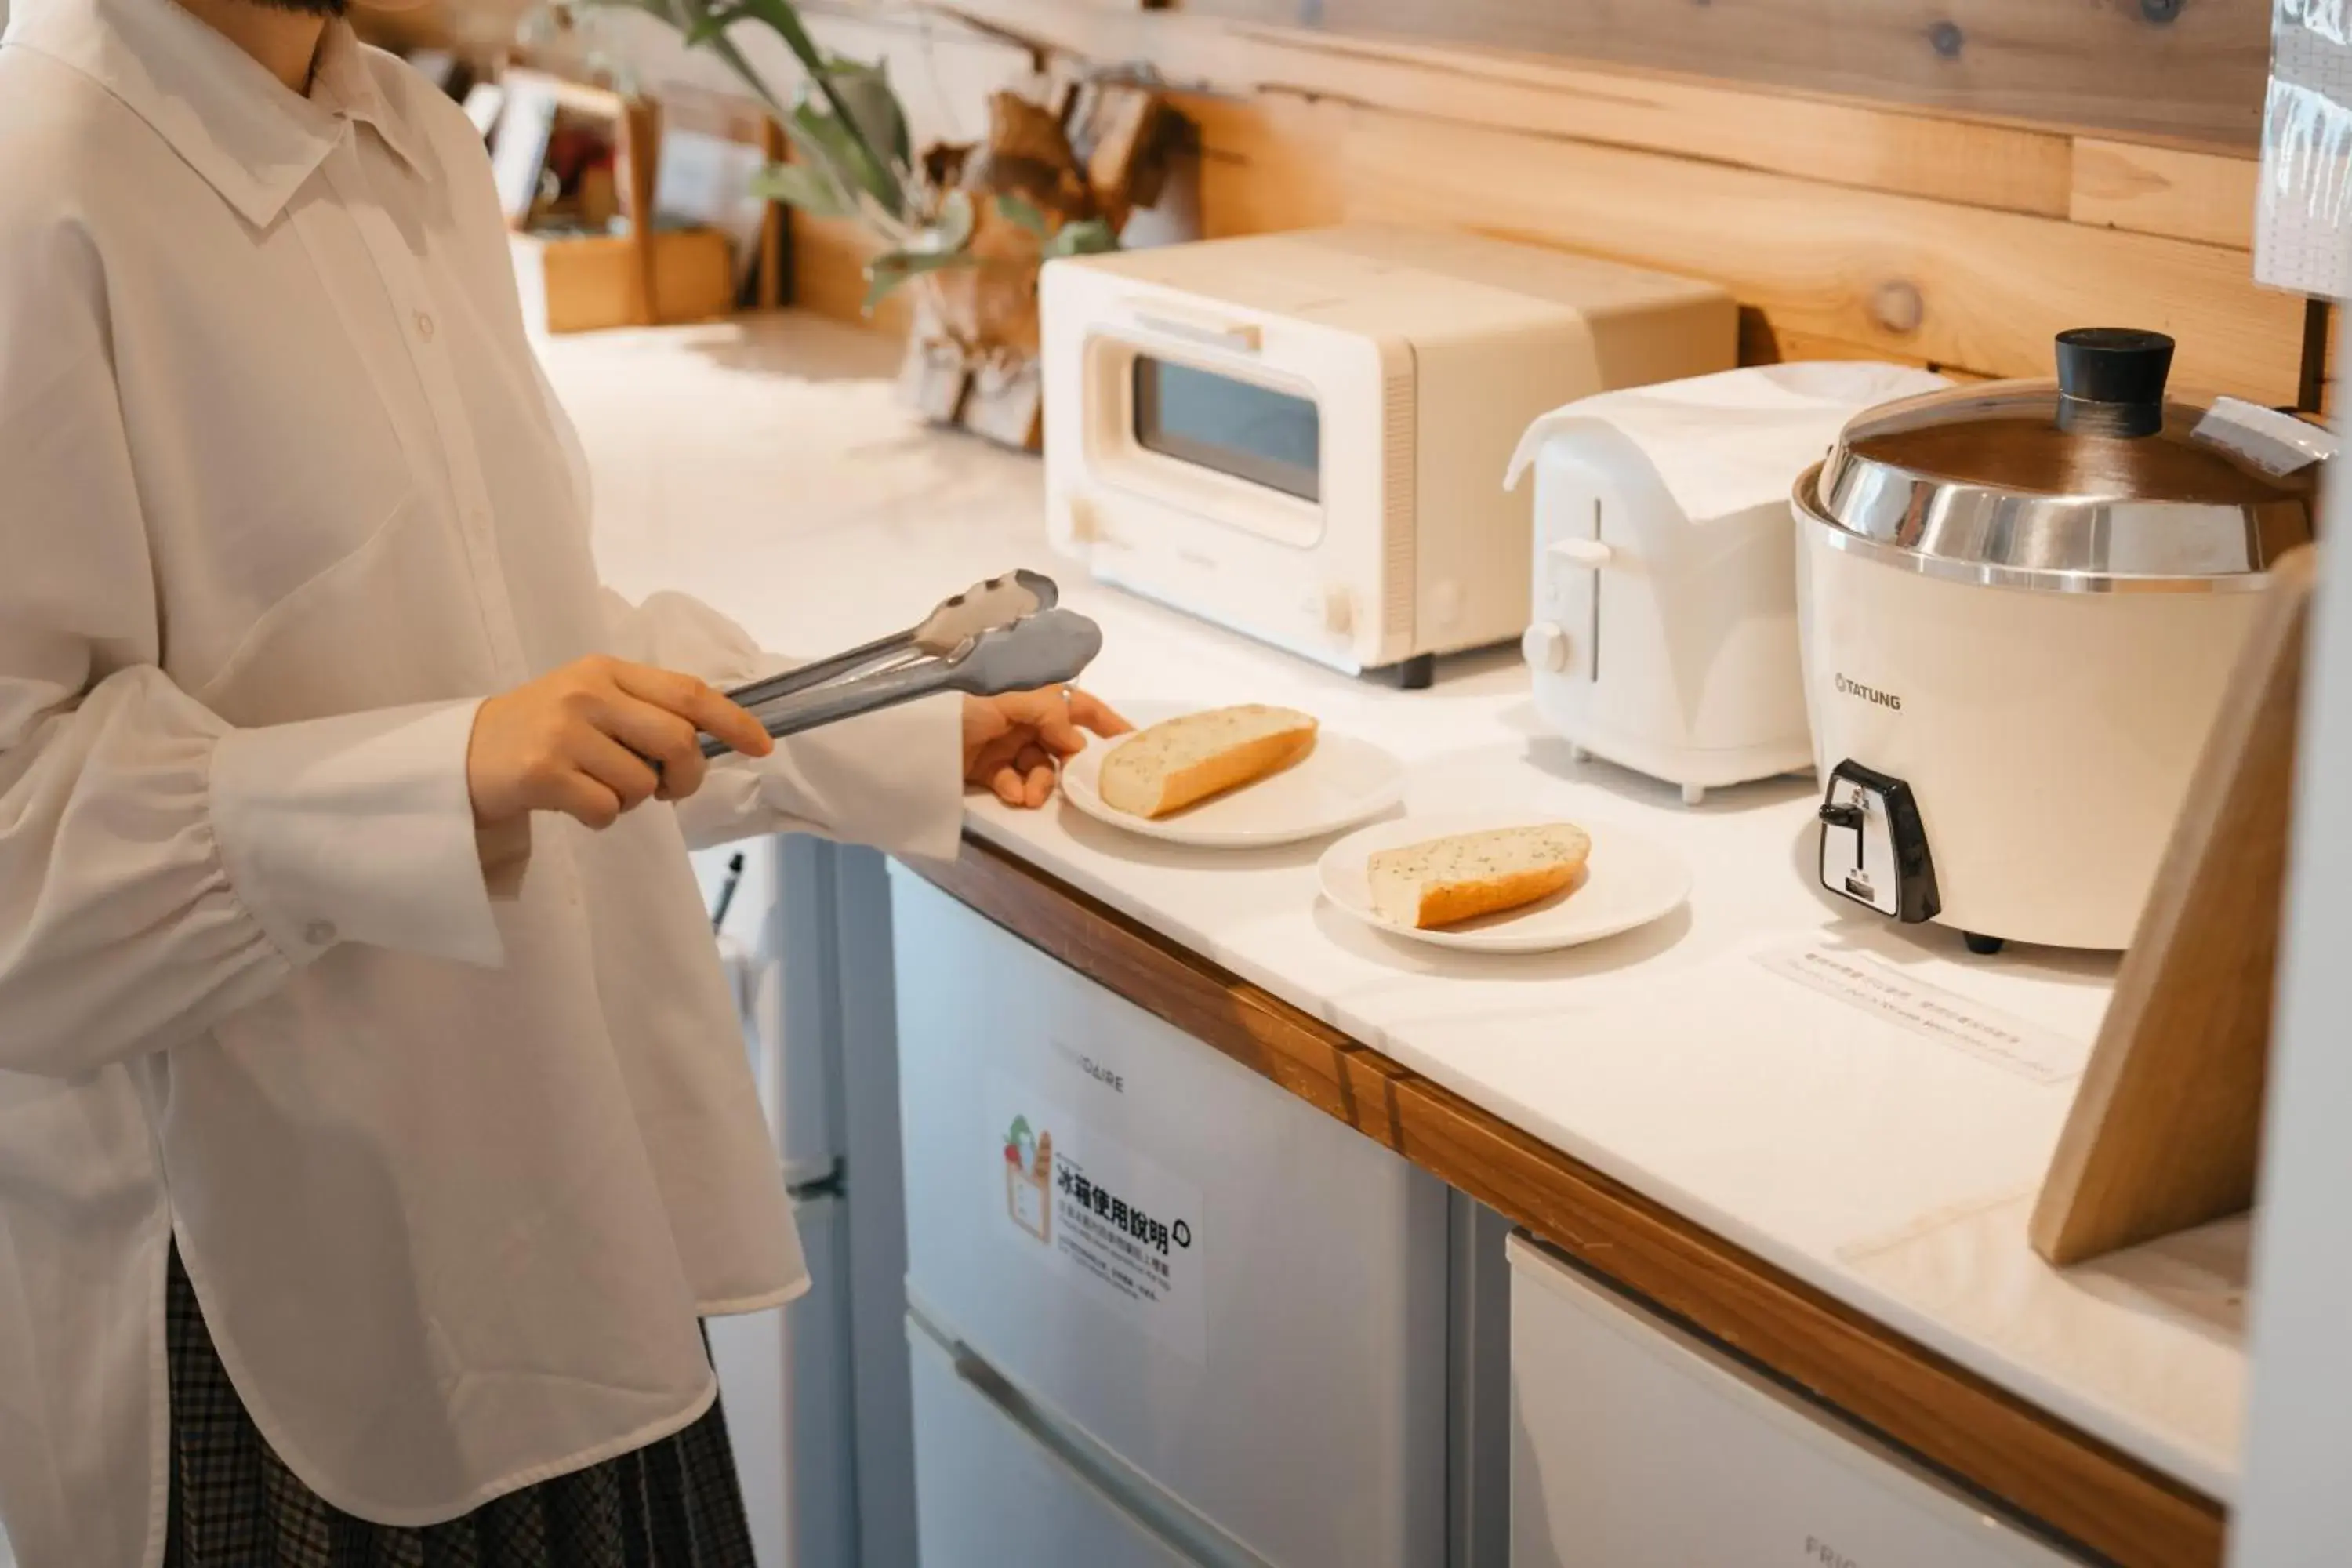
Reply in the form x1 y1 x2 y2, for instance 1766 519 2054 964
2031 546 2322 1267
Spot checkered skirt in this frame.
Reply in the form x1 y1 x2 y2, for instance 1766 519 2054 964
163 1247 758 1568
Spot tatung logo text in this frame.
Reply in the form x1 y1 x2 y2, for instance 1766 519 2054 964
1835 673 1902 711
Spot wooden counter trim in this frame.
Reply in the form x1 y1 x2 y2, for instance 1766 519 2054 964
914 836 2227 1568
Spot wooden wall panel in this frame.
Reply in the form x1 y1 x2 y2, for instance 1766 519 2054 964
1178 0 2273 152
817 1 2302 401
934 0 2082 216
2071 139 2261 249
1329 107 2301 397
450 0 2306 404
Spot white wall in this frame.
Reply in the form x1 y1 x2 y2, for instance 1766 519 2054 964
2230 349 2352 1564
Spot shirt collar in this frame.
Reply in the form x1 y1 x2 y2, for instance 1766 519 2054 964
2 0 426 228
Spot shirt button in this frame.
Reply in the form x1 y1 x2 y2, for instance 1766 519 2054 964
415 310 436 342
304 920 338 947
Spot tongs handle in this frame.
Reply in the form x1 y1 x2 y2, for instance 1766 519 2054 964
722 568 1060 714
704 608 1104 756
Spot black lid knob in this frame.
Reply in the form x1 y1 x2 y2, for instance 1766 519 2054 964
2053 327 2175 437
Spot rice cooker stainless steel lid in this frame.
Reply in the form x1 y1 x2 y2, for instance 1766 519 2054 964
1798 329 2334 593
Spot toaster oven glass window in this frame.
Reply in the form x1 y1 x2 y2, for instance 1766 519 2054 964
1131 356 1321 503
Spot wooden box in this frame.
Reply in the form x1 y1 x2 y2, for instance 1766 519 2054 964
510 227 735 337
491 68 744 335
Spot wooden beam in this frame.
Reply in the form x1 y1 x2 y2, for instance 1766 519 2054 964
1177 0 2271 152
914 837 2229 1568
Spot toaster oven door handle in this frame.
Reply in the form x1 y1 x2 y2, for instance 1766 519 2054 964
1130 308 1263 354
1547 537 1615 571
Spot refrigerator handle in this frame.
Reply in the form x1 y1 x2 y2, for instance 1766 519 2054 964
912 1308 1278 1568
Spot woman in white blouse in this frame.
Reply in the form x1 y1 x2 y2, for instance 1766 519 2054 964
0 0 1124 1563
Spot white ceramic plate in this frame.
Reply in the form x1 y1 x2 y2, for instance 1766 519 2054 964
1060 702 1406 849
1317 810 1693 953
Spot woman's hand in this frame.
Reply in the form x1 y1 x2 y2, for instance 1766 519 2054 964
964 688 1131 808
469 655 774 830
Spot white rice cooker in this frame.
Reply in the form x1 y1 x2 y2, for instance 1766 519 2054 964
1793 328 2332 954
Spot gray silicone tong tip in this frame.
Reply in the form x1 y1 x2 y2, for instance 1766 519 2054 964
702 607 1103 757
721 569 1061 717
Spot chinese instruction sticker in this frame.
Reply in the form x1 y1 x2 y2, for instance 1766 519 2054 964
993 1080 1207 1363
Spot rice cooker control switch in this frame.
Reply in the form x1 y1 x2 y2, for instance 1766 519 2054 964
1523 622 1571 673
1817 760 1941 926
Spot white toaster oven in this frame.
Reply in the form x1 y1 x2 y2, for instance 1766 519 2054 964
1040 226 1735 685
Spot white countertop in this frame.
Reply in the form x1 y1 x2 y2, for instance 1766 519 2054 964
543 312 2251 1504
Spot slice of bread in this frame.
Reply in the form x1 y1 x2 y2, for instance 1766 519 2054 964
1367 825 1592 931
1098 706 1319 819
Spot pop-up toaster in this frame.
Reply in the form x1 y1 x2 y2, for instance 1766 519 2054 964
1506 363 1950 802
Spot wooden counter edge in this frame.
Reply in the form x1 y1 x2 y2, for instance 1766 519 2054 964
913 836 2227 1568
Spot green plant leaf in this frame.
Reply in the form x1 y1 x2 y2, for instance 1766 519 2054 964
749 160 857 219
573 0 909 220
788 89 912 223
724 0 830 78
729 0 906 217
862 247 978 313
995 192 1051 239
681 5 736 45
1044 218 1120 260
820 59 911 172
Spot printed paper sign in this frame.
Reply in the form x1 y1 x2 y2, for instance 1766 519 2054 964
1754 940 2089 1086
993 1076 1206 1364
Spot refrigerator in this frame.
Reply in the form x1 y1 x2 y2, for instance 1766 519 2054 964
887 865 1512 1568
689 839 922 1568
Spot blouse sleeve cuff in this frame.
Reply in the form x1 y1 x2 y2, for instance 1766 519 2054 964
763 693 967 865
209 700 506 968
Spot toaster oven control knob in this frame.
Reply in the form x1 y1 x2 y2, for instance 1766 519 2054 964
1310 584 1354 638
1547 538 1614 572
1522 622 1571 673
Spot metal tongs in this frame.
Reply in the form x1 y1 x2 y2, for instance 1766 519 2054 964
699 570 1098 757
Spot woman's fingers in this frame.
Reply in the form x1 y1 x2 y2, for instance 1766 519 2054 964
612 662 773 759
1065 688 1131 739
965 691 1127 807
550 771 625 831
572 728 663 813
1014 744 1054 808
594 692 709 802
